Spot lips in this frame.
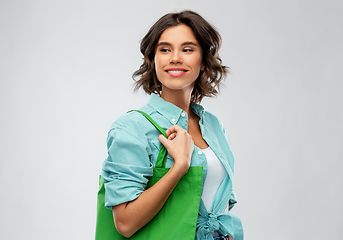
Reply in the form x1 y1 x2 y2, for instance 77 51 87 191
165 68 187 77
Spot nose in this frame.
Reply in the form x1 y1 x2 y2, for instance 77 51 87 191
169 51 182 64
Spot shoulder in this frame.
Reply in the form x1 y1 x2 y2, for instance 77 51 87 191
107 104 157 141
110 103 153 126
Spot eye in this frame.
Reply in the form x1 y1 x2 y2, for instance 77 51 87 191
183 48 194 52
160 48 171 53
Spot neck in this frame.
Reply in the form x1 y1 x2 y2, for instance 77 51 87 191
160 89 193 116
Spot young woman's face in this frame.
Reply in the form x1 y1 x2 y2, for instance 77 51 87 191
154 24 204 95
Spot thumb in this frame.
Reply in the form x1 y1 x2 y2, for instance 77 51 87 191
158 134 169 147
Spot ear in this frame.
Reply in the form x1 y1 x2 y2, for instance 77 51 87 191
200 62 205 71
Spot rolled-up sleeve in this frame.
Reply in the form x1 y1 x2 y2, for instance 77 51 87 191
101 125 153 209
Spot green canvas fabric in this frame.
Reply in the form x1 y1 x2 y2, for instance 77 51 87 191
95 110 203 240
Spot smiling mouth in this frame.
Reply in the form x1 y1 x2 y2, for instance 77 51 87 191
165 69 188 77
166 70 187 73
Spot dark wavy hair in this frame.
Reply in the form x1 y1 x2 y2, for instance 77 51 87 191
133 10 228 103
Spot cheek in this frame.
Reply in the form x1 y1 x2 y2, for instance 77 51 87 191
154 56 164 82
154 55 162 72
154 55 158 70
191 54 203 70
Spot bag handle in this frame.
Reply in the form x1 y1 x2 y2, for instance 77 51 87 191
127 110 168 168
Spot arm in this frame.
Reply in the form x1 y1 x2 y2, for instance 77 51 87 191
112 125 194 237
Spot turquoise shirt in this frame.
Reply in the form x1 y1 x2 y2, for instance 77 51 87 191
102 94 243 240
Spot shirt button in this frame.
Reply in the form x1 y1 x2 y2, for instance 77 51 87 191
198 150 203 155
181 112 186 117
172 118 176 123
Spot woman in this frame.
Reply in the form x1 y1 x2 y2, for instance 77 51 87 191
102 10 243 240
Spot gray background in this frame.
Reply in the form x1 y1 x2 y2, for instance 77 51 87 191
1 0 342 239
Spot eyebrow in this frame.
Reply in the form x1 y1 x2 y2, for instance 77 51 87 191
157 41 198 47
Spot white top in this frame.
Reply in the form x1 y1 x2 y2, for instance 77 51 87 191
201 147 227 211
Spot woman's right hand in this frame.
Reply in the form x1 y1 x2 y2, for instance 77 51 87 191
113 125 194 237
158 125 194 176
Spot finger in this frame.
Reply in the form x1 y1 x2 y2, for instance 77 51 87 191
165 128 171 137
158 134 169 147
168 132 177 140
165 126 174 137
166 125 184 136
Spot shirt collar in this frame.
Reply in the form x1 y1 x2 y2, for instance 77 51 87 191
147 93 205 124
191 102 205 119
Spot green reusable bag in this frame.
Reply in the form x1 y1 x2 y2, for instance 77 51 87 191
95 110 203 240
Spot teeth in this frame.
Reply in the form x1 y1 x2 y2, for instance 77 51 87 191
168 70 185 73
